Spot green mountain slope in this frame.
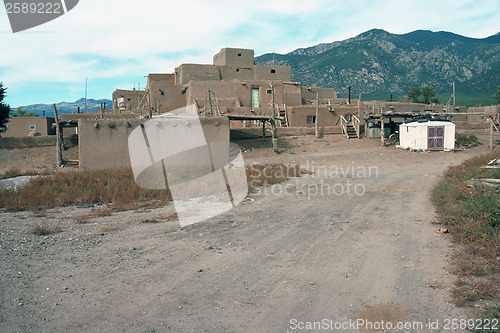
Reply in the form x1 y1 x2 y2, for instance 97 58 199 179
256 29 500 105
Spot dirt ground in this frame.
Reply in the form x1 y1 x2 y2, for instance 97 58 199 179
0 131 493 332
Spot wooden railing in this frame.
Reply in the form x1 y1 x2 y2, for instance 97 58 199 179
352 115 361 138
340 115 348 138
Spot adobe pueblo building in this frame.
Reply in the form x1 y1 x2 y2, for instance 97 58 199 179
112 48 360 129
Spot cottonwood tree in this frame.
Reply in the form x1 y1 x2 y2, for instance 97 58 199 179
494 86 500 105
0 82 11 132
408 86 439 104
10 107 36 117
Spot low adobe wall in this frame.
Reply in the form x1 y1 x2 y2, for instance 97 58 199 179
230 126 342 139
78 117 229 170
0 136 57 149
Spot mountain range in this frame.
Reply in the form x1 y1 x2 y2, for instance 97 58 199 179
16 98 113 117
255 29 500 105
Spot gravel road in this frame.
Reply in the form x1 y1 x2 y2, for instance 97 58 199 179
0 135 488 332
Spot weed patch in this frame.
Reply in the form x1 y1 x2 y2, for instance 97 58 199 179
28 224 62 236
432 152 500 317
0 164 301 212
73 207 113 224
455 133 482 148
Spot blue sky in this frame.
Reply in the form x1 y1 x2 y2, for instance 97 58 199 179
0 0 499 107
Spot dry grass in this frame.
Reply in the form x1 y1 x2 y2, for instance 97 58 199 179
28 224 62 236
140 212 178 224
98 224 120 233
0 163 301 212
246 162 301 190
0 168 172 212
432 152 500 317
73 207 113 224
452 278 498 307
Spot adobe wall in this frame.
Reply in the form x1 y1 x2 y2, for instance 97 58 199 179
213 48 255 67
254 65 292 81
219 66 254 81
301 87 337 104
176 64 220 85
287 105 359 127
148 85 187 112
187 80 302 111
112 89 145 112
61 113 137 121
467 105 498 123
78 117 229 170
230 126 342 139
2 117 55 137
283 83 302 106
147 74 175 86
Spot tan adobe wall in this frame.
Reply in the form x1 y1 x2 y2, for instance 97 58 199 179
60 113 137 121
283 83 302 106
112 89 145 112
148 85 187 113
467 106 498 123
219 66 254 81
147 74 175 86
78 117 229 170
176 64 220 86
288 105 358 127
2 117 55 137
254 65 292 82
301 87 337 104
186 80 302 111
213 48 254 68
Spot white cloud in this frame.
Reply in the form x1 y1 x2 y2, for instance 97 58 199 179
1 0 499 105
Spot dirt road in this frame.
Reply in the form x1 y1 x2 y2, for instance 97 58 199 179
0 136 487 332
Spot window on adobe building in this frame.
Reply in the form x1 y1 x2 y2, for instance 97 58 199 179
307 116 316 124
271 69 276 74
266 89 272 95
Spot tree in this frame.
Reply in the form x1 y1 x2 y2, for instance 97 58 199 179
408 87 422 103
494 86 500 105
0 82 10 132
9 107 36 117
421 86 439 104
408 86 440 104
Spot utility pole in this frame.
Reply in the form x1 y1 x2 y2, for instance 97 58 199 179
271 82 278 153
315 92 320 138
453 82 456 107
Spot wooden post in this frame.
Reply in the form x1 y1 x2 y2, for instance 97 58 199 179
204 89 207 117
271 82 278 153
490 119 494 151
53 104 63 167
100 102 104 120
148 90 152 119
262 121 266 138
315 92 320 138
380 117 385 144
208 89 213 117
